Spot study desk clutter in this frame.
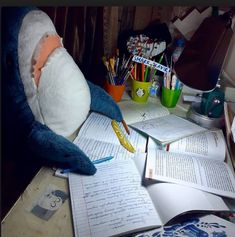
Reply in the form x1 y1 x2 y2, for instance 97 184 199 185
1 92 234 237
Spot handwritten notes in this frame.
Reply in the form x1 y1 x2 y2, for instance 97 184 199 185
73 113 147 161
68 160 161 237
118 99 170 125
130 114 207 144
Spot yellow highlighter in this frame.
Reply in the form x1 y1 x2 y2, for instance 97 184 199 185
111 120 136 153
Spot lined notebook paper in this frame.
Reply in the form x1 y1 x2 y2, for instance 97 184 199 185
73 112 147 161
68 160 161 237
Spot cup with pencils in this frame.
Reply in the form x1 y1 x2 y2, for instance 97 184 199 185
130 62 153 103
161 71 183 108
103 50 133 103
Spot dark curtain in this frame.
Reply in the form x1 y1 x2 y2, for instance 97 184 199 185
39 6 105 87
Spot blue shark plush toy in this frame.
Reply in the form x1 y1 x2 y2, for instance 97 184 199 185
2 7 123 175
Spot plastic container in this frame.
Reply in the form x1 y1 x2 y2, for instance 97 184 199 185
104 82 125 103
172 39 185 63
161 86 182 108
131 79 152 103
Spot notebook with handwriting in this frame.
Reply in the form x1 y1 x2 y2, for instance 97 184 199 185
145 131 235 199
68 157 231 237
130 114 207 144
73 112 147 161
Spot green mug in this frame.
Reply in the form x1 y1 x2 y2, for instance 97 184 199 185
131 79 152 103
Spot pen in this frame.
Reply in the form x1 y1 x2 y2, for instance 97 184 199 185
151 53 165 80
166 72 171 89
164 54 169 68
92 156 114 164
141 63 145 82
61 156 114 174
171 74 177 90
158 53 164 65
144 65 149 82
122 119 130 135
115 49 120 75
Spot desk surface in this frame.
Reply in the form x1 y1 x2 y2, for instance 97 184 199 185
1 167 73 237
1 94 232 237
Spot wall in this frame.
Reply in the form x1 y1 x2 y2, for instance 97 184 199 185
223 28 235 85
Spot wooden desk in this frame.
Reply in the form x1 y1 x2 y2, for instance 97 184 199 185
1 93 231 237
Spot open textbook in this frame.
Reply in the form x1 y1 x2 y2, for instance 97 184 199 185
73 112 147 161
224 101 235 169
146 137 235 199
68 154 234 237
158 129 227 161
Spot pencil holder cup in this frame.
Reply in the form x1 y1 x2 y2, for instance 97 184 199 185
161 86 182 108
104 82 126 103
131 79 152 103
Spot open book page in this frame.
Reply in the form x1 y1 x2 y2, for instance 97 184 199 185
224 102 235 168
74 138 135 161
224 102 235 141
133 153 231 225
147 137 164 151
118 99 170 124
130 114 207 144
131 152 147 176
145 149 235 198
68 159 162 237
224 197 235 211
147 183 230 225
134 214 235 237
167 130 226 161
73 112 147 161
